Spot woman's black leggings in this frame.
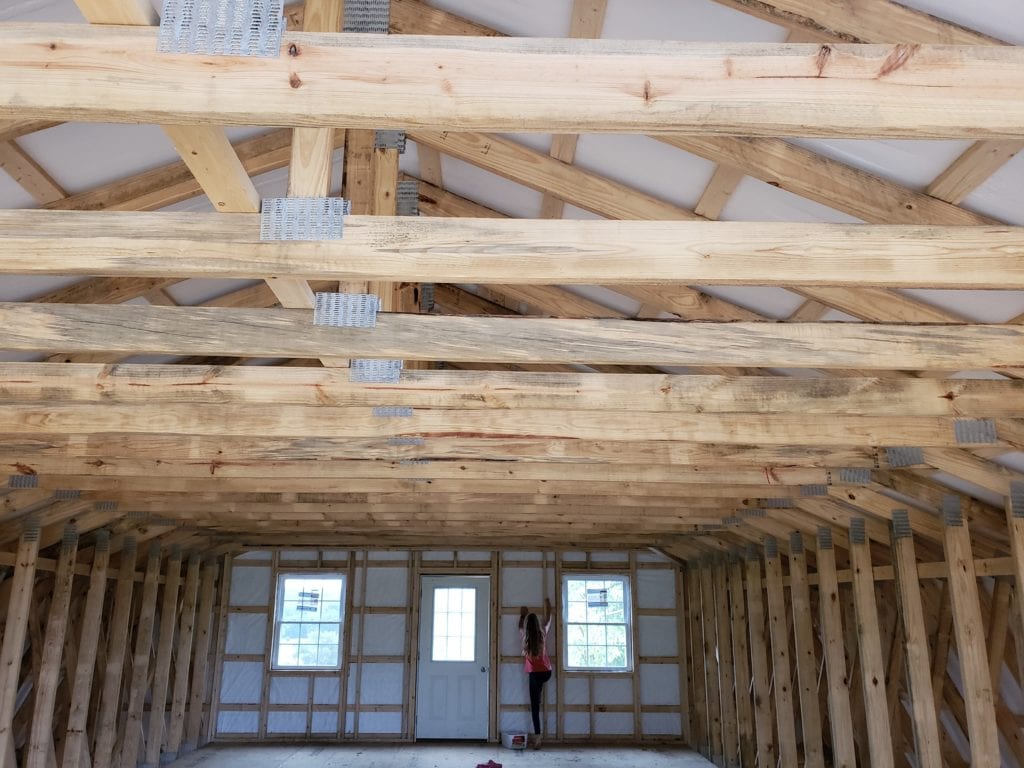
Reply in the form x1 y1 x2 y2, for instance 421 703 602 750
528 671 552 734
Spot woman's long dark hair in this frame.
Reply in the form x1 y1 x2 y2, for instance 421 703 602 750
523 613 544 658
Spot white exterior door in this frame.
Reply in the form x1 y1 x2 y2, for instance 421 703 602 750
415 576 490 739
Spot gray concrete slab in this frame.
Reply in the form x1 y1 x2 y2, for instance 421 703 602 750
165 744 714 768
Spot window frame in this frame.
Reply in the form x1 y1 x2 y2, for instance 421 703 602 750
271 571 346 671
561 573 634 673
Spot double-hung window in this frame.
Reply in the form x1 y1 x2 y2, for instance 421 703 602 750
563 574 632 671
272 573 345 669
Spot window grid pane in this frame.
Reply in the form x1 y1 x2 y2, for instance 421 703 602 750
564 576 631 671
273 574 345 670
432 587 476 661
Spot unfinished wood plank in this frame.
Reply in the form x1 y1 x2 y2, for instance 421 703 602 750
698 563 724 764
685 566 710 757
727 559 755 767
712 562 739 766
5 27 1024 138
0 520 41 767
0 139 66 204
890 512 942 768
815 528 857 768
6 363 1024 417
144 549 184 768
693 165 744 220
25 525 79 768
743 553 776 766
942 498 1001 765
763 539 798 766
8 211 1024 288
849 518 895 768
118 544 162 768
928 140 1024 204
164 555 201 762
92 539 137 768
60 531 109 768
183 560 218 753
4 304 1023 370
787 532 826 767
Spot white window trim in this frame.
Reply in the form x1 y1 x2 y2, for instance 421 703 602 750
271 572 346 671
561 573 633 673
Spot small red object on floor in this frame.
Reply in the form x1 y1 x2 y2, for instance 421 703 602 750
475 761 502 768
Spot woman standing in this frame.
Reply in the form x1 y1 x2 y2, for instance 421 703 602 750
519 598 553 749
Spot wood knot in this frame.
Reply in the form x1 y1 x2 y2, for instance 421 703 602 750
288 43 300 57
289 72 303 89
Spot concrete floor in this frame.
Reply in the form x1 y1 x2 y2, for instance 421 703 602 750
165 744 714 768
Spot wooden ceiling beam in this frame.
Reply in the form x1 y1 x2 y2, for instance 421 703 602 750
5 210 1024 288
0 403 1008 447
2 303 1021 370
3 26 1024 138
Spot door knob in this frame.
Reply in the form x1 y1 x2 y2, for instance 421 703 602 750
480 666 487 673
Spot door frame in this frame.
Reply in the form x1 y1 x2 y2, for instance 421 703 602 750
413 571 496 741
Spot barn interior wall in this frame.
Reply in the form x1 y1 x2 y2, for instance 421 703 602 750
212 548 685 744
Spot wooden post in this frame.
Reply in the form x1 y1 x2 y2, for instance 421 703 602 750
93 538 138 768
1006 483 1024 682
849 518 895 768
787 532 825 768
727 558 755 768
889 512 944 768
815 528 856 768
698 560 724 764
183 559 218 754
62 530 110 768
685 565 709 756
0 519 41 767
118 543 163 768
164 554 201 761
941 496 1000 765
712 560 739 767
743 549 776 767
763 537 798 767
144 548 184 768
26 525 79 768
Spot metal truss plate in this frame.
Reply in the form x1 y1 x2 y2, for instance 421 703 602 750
260 197 350 241
396 179 420 216
342 0 390 33
54 489 81 500
158 0 284 57
800 484 828 497
350 359 403 383
953 418 998 445
389 437 425 447
1012 481 1024 519
789 531 804 554
314 293 379 329
8 474 38 489
891 510 913 539
374 130 407 153
838 468 871 484
373 406 414 418
942 495 963 526
762 498 792 509
886 446 924 468
817 528 833 550
849 518 866 545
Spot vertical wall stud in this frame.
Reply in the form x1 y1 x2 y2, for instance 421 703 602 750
849 518 895 768
942 496 1000 765
787 531 825 768
712 560 738 767
93 539 139 768
743 549 776 767
815 528 856 768
763 537 798 767
165 554 202 761
727 558 755 768
685 565 709 756
119 544 163 768
889 512 943 768
63 530 111 768
144 548 184 768
698 560 724 764
183 559 218 753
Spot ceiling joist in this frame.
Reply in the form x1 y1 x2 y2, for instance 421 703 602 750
2 25 1024 137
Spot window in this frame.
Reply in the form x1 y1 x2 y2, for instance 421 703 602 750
432 587 476 661
563 575 632 671
272 573 345 669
